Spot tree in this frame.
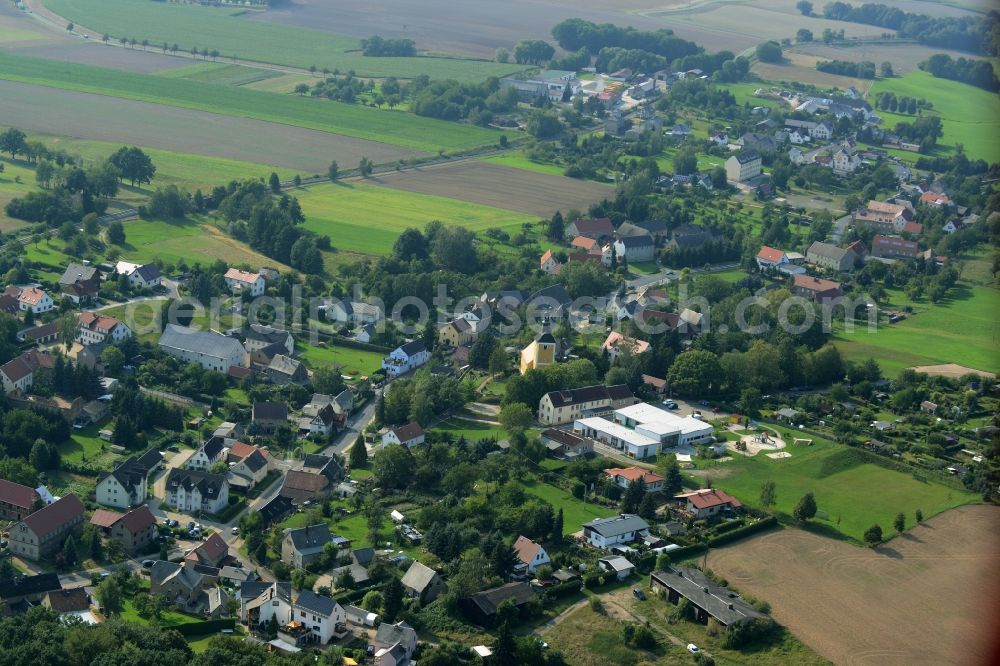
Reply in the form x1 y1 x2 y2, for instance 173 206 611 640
755 41 783 63
372 445 411 489
109 146 156 187
0 128 27 158
880 61 894 77
673 148 698 176
667 350 725 396
792 492 817 523
796 1 813 15
95 577 123 615
513 40 554 65
495 47 509 63
863 523 883 547
268 172 281 194
662 458 683 495
915 508 923 523
759 480 776 510
382 576 404 621
796 28 813 43
638 492 657 519
550 507 564 543
358 157 373 177
621 479 644 513
499 402 534 433
107 220 126 245
62 535 78 567
893 512 905 534
493 621 518 666
311 364 346 395
349 434 368 468
327 160 339 182
547 211 564 240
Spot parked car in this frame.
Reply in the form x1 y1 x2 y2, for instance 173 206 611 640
687 644 700 654
231 527 239 535
141 560 154 569
664 400 678 410
632 588 646 600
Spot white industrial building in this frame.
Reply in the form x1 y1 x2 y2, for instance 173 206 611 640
573 403 715 460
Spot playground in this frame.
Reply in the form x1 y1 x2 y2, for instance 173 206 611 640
725 423 792 457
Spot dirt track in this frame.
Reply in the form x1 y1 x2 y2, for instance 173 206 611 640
706 505 1000 666
370 160 612 218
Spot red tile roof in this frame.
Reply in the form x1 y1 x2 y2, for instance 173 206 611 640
571 236 598 251
793 274 841 293
678 488 742 510
22 493 84 540
604 466 665 485
0 479 38 511
224 268 260 284
118 505 156 535
513 535 543 566
186 532 228 565
391 422 424 443
89 509 123 529
17 287 48 306
79 312 122 333
756 246 785 263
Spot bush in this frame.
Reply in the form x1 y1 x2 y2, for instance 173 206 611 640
589 596 605 615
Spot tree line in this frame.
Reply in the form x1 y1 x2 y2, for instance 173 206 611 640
360 35 417 57
919 53 1000 92
816 59 876 78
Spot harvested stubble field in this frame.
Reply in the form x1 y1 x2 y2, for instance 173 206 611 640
370 160 614 218
0 80 423 172
706 505 1000 666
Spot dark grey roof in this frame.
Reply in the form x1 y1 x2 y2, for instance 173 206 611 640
165 469 227 498
242 450 268 473
239 580 272 602
253 401 288 421
245 325 290 345
0 573 61 599
618 235 654 248
807 241 853 262
635 219 668 233
285 524 332 554
295 589 337 617
159 324 244 361
257 495 295 526
399 340 427 356
201 436 226 461
133 263 161 282
733 150 761 164
544 384 633 408
302 454 343 482
135 448 163 471
375 621 417 648
583 514 650 538
59 263 98 286
651 567 765 626
465 583 535 615
352 547 375 567
528 284 572 307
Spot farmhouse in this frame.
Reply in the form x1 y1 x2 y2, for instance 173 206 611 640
438 317 476 348
650 566 766 626
282 524 335 568
14 286 54 314
322 298 383 326
854 200 911 234
243 324 294 356
159 324 246 373
792 275 843 305
725 151 762 183
90 505 157 555
755 246 789 270
252 401 288 431
564 217 614 241
537 384 636 426
0 479 40 521
8 493 86 561
267 354 307 385
613 235 655 263
115 261 161 289
513 535 550 576
675 488 742 518
806 241 856 272
96 453 161 509
372 620 419 664
224 268 265 296
58 264 101 303
582 514 650 549
539 249 561 275
382 422 425 448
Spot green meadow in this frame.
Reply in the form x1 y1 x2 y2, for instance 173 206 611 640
868 70 1000 162
834 282 1000 376
523 479 616 535
45 0 523 82
0 157 38 231
706 432 979 542
298 341 385 377
0 53 503 153
295 182 535 255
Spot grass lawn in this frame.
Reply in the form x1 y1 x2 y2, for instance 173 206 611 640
834 282 1000 376
119 599 202 627
298 340 385 377
0 157 39 232
706 435 979 543
868 70 1000 162
57 424 120 467
121 216 287 270
432 418 506 443
544 605 673 666
185 633 219 654
295 182 535 255
46 0 525 82
0 53 504 153
522 479 615 535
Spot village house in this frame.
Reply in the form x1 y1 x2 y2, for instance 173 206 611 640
241 581 346 646
601 331 651 364
8 493 86 561
159 324 247 373
186 533 230 568
438 317 476 348
854 200 911 234
582 514 650 549
323 298 383 326
676 488 742 518
95 451 161 509
149 560 225 617
513 535 551 576
227 441 273 486
537 384 637 426
382 340 430 377
115 261 162 289
78 312 132 346
613 234 656 263
0 573 62 613
266 354 307 385
755 246 789 270
603 466 665 493
14 286 54 314
792 275 844 306
372 620 419 665
252 401 288 432
650 566 766 626
242 324 294 356
165 469 229 515
726 150 763 183
282 524 336 568
42 587 94 623
539 249 561 275
872 235 919 259
461 583 536 626
564 217 614 241
381 422 425 448
806 241 856 272
832 148 862 174
539 428 593 458
279 454 343 503
187 437 227 472
401 561 446 604
598 555 636 580
58 264 101 304
90 505 157 555
0 479 39 521
224 268 265 297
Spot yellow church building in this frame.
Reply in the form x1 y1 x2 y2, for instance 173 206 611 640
519 330 557 374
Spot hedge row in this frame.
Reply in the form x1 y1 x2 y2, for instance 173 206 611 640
707 516 778 547
169 618 235 636
321 336 390 354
